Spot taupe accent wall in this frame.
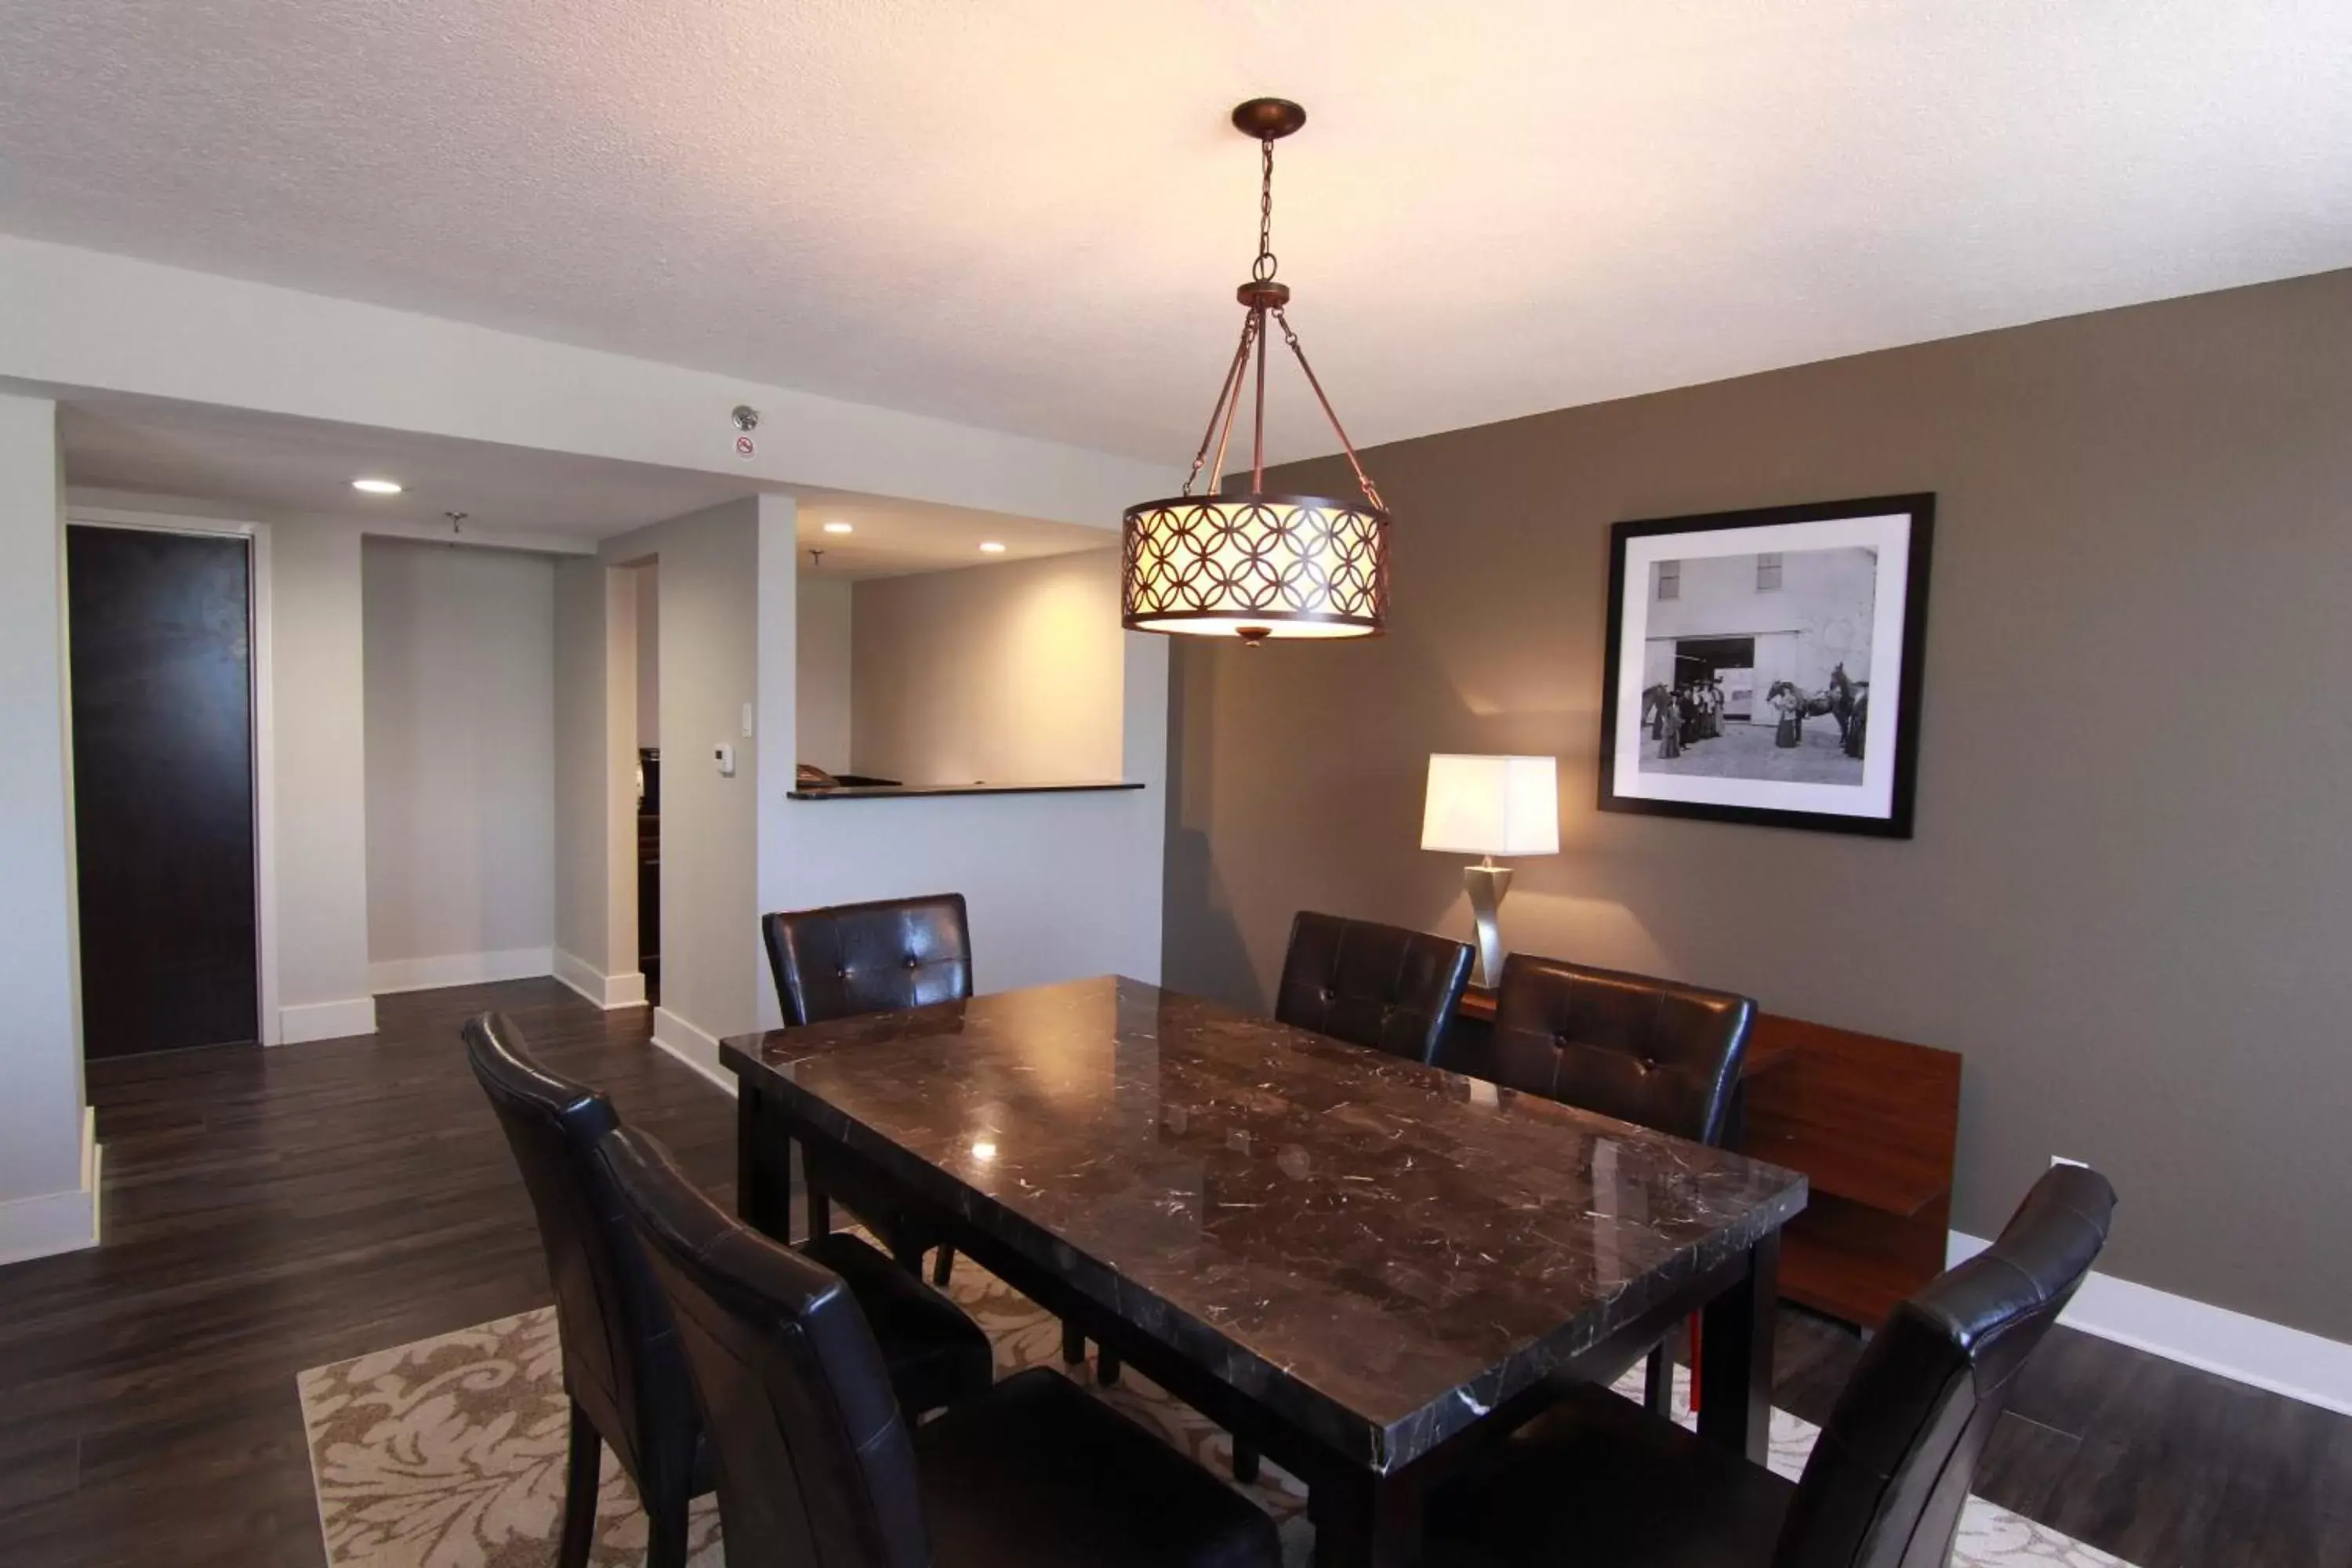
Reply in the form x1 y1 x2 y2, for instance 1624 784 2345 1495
1163 268 2352 1341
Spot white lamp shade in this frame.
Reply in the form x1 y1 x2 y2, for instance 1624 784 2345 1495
1420 754 1560 857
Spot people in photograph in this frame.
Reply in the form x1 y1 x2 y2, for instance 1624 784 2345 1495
1659 688 1683 758
1843 684 1869 759
1772 683 1802 748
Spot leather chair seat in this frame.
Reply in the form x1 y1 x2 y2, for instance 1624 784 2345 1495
1419 1164 2116 1568
602 1125 1283 1568
466 1013 994 1568
914 1368 1282 1568
1424 1381 1791 1568
802 1230 993 1417
765 893 976 1286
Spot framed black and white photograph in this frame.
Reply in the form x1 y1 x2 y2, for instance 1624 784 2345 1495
1599 493 1934 837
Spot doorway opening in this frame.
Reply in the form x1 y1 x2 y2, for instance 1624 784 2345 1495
1672 635 1759 722
67 523 261 1056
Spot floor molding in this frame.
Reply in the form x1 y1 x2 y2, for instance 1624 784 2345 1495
1949 1230 2352 1417
649 1007 738 1097
551 949 646 1011
0 1108 101 1266
368 948 554 996
280 996 378 1045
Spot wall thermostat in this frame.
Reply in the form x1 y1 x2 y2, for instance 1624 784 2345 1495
713 742 736 777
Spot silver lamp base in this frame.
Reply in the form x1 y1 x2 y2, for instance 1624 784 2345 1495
1464 858 1513 989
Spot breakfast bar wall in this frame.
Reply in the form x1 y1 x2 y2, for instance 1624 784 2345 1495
760 521 1170 1035
1160 267 2352 1351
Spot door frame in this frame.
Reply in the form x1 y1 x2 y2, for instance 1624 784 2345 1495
65 506 280 1045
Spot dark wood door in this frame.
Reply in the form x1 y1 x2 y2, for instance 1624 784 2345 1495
67 525 260 1056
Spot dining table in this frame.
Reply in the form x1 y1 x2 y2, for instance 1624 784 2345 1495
724 975 1808 1568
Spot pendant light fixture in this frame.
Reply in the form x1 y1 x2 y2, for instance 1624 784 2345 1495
1121 99 1391 644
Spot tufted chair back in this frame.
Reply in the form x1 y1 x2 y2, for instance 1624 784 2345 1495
1274 911 1475 1065
1446 953 1755 1145
463 1013 701 1503
601 1123 934 1568
764 894 973 1027
1775 1163 2116 1568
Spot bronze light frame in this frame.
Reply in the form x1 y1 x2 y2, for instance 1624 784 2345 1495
1121 99 1392 644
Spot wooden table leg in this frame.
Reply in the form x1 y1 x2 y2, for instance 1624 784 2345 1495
1309 1468 1424 1568
735 1082 795 1243
1697 1231 1779 1463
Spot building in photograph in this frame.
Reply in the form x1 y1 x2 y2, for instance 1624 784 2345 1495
1643 547 1877 718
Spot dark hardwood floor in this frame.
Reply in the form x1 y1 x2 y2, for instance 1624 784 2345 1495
0 978 2344 1566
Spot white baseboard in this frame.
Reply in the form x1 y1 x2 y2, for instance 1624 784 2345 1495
0 1109 101 1267
553 949 647 1011
650 1007 739 1097
280 995 378 1044
368 947 554 996
1948 1230 2352 1417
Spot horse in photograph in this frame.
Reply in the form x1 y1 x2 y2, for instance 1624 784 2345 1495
1767 663 1860 752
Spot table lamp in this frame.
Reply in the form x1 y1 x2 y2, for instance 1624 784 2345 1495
1420 754 1560 988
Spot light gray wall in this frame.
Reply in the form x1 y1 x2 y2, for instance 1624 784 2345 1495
636 561 660 750
850 548 1124 786
270 517 375 1027
797 575 853 775
0 393 85 1221
359 539 557 974
553 557 642 985
1164 267 2352 1343
604 499 764 1047
554 556 608 971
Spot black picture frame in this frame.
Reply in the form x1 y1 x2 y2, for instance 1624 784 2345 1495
1597 492 1934 838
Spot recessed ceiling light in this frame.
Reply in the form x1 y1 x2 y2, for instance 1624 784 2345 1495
822 521 854 535
351 477 403 495
979 541 1007 554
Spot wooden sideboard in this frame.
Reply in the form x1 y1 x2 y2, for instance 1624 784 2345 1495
1454 990 1960 1329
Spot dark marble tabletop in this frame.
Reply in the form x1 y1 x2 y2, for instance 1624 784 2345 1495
722 975 1806 1472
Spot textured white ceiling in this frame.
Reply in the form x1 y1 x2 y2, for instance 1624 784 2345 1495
5 2 2349 466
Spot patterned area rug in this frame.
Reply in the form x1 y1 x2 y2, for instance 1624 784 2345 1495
299 1252 2129 1567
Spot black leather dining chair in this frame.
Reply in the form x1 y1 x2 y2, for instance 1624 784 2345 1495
1435 952 1755 1414
464 1013 993 1568
600 1121 1286 1568
1439 952 1755 1144
1274 909 1475 1065
762 893 974 1287
1422 1162 2117 1568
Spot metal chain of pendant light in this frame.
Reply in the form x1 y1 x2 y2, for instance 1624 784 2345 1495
1120 99 1392 643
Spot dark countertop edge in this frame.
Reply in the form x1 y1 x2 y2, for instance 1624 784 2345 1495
786 780 1147 800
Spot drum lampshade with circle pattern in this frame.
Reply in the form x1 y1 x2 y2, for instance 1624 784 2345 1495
1120 100 1393 644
